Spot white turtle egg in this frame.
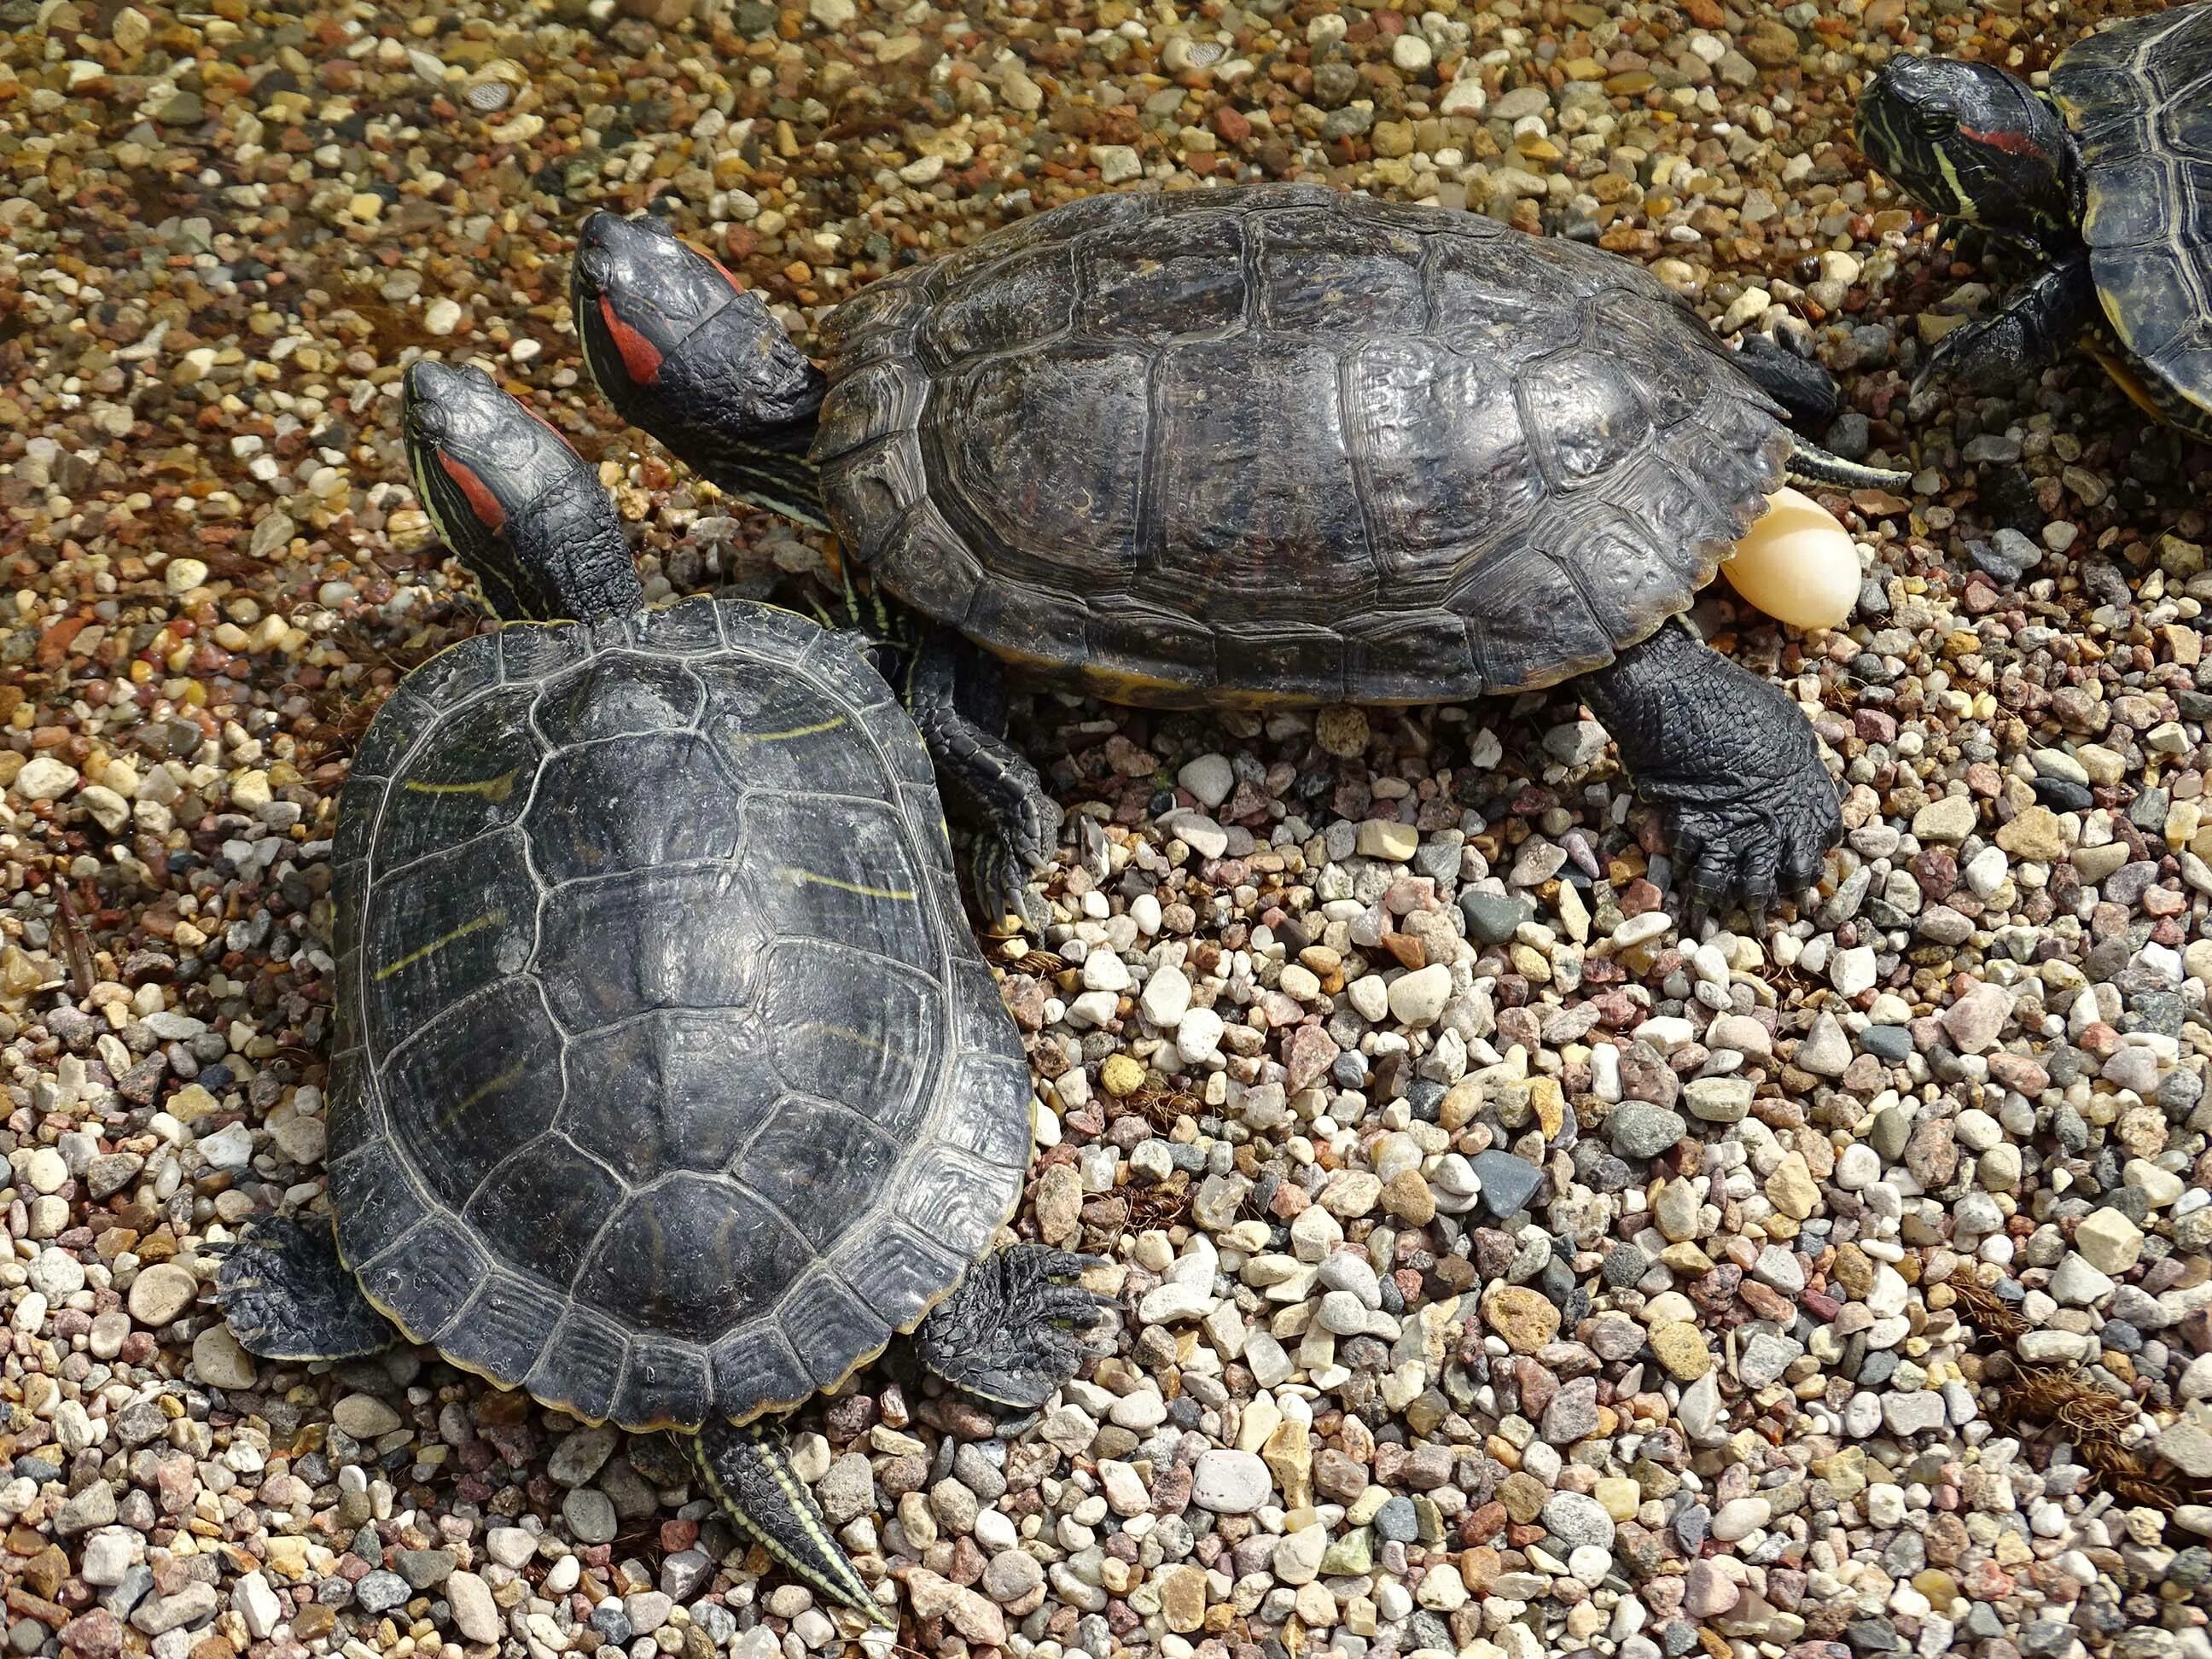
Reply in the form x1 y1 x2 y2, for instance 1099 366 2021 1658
1720 486 1860 631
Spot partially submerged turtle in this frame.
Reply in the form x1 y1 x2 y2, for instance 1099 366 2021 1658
550 183 1906 913
1856 5 2212 435
219 360 1111 1622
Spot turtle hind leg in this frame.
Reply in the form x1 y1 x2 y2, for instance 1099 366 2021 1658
214 1215 394 1361
905 630 1062 934
690 1420 891 1627
1913 253 2096 396
1730 333 1840 430
917 1245 1118 1413
1579 620 1840 915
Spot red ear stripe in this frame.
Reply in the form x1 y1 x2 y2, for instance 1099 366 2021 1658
1958 123 2045 160
598 294 666 385
439 452 508 533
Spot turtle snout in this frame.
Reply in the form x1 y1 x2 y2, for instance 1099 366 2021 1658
571 244 611 299
404 361 511 453
401 361 463 435
575 211 681 281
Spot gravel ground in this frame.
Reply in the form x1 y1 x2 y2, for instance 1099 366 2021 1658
6 4 2212 1659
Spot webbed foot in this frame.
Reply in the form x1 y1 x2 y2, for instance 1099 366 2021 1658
1912 254 2095 398
1580 622 1840 914
213 1215 394 1362
905 632 1062 934
917 1245 1118 1411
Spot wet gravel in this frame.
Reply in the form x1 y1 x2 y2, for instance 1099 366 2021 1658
4 3 2212 1659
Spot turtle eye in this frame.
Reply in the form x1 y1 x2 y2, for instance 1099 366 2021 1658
1912 108 1957 140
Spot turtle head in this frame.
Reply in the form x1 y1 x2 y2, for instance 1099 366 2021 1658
402 359 643 624
572 212 830 527
1857 55 2075 236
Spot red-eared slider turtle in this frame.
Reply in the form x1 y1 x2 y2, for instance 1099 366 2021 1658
1856 5 2212 435
547 184 1907 916
218 361 1111 1623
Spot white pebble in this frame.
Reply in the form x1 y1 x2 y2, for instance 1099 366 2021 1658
1141 964 1190 1027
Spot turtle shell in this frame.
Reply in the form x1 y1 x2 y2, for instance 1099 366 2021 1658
323 595 1032 1432
2053 3 2212 434
812 183 1790 709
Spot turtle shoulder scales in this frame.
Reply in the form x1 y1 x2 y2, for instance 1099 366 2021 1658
328 593 1031 1432
2052 3 2212 426
810 184 1792 710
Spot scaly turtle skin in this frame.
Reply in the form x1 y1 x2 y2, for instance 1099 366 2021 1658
1856 5 2212 437
563 185 1900 913
218 362 1114 1625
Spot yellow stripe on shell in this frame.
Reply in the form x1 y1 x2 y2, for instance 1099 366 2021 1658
775 866 916 901
434 1059 529 1135
790 1022 891 1057
403 769 520 801
372 908 508 981
735 715 847 743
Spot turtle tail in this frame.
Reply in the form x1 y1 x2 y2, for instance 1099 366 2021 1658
1785 438 1912 492
690 1419 894 1627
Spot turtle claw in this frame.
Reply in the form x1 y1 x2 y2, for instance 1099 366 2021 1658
1917 323 2001 395
969 833 1053 936
1027 1247 1109 1278
1075 812 1111 882
1666 797 1828 921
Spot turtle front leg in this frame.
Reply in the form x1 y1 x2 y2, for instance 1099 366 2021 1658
1915 253 2096 395
916 1245 1118 1414
1579 621 1841 912
214 1215 396 1361
690 1420 891 1627
905 630 1063 934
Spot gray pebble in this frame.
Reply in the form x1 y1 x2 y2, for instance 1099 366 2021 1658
561 1487 618 1545
548 1425 618 1486
1469 1150 1543 1218
818 1452 878 1525
1606 1101 1688 1160
397 1550 455 1589
1371 1495 1418 1543
1459 888 1534 944
354 1571 412 1615
1541 1490 1616 1550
